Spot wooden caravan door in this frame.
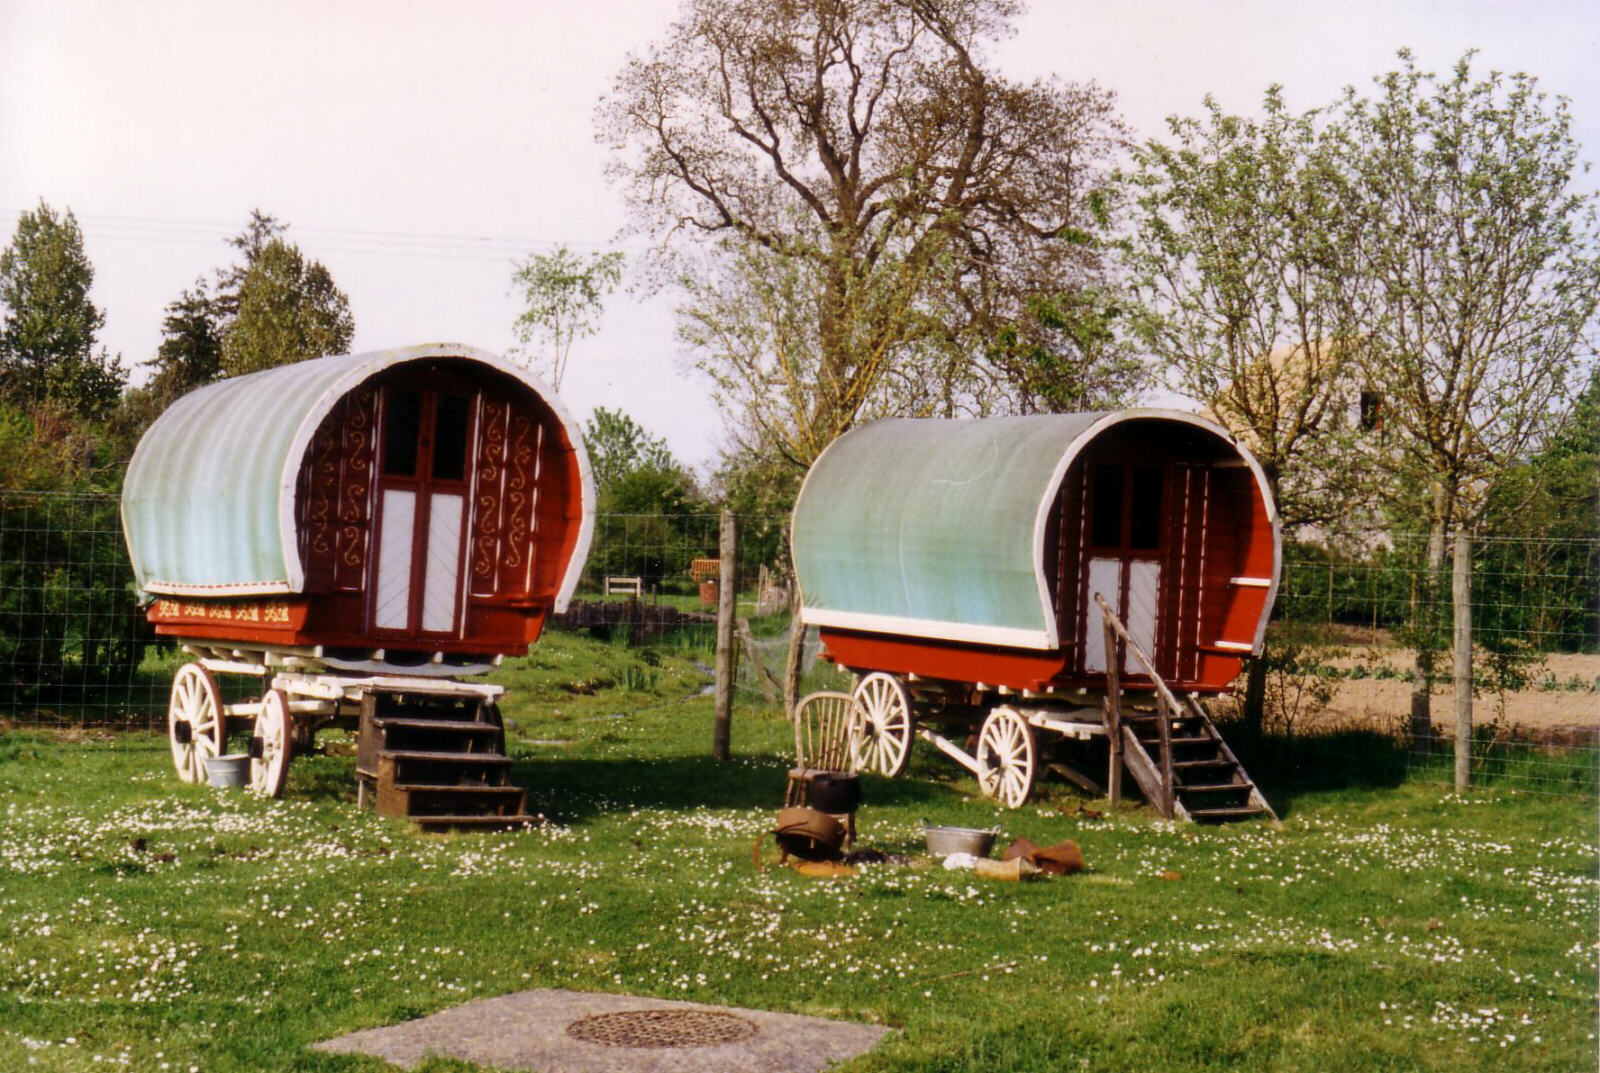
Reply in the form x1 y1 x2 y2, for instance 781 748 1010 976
1081 462 1166 676
370 384 475 638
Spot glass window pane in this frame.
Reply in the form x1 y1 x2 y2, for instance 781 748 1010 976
431 394 471 481
1090 464 1123 547
382 389 422 476
1129 466 1163 549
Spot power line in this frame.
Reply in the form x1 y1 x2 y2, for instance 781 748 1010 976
1 208 652 264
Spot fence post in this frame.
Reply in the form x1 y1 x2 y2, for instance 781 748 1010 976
1453 528 1473 792
713 509 738 761
1101 598 1122 807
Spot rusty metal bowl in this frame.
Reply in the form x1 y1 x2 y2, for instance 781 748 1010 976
923 822 998 858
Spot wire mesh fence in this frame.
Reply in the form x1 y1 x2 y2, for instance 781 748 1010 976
0 489 1593 796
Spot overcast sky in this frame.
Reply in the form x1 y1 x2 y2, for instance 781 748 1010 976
3 0 1596 469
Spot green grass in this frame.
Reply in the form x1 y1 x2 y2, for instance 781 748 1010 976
1 629 1595 1072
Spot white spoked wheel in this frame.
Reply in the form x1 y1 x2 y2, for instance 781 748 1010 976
249 689 291 798
976 706 1037 809
168 663 222 783
849 672 914 777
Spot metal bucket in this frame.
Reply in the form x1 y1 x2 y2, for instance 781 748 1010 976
205 753 250 790
924 822 998 858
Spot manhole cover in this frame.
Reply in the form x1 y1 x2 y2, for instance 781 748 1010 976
565 1009 759 1048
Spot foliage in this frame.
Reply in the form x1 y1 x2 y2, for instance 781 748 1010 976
583 406 676 492
147 279 224 403
1342 52 1599 530
603 0 1129 471
0 633 1595 1072
1123 89 1372 529
1339 51 1600 764
219 238 355 376
581 407 710 590
0 202 126 420
711 445 805 578
509 245 624 390
0 416 147 704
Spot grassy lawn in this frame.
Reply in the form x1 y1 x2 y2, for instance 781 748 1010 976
1 629 1595 1072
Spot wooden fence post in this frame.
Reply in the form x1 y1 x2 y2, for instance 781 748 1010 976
1101 597 1122 807
1452 528 1473 793
713 509 738 761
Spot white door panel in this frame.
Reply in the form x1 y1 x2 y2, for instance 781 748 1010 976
1125 561 1161 674
374 489 416 630
1083 558 1121 673
421 493 464 633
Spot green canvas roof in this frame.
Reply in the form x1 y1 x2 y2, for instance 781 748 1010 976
120 343 593 606
791 410 1270 650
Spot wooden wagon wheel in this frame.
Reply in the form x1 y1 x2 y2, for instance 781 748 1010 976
249 689 291 798
848 672 913 777
168 663 222 783
976 706 1036 809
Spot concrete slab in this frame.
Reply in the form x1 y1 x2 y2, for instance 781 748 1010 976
314 988 892 1073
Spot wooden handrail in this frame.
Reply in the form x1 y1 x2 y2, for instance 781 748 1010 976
1093 593 1176 819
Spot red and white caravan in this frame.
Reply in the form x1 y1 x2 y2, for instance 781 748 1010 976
121 344 593 827
791 411 1281 821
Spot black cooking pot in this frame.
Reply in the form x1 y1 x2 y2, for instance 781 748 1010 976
806 771 861 814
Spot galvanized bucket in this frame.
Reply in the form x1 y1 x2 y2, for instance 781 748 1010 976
206 754 250 790
923 822 998 858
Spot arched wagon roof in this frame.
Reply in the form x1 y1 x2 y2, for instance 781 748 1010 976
121 343 594 606
791 409 1280 652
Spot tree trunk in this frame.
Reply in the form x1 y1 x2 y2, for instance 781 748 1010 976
1452 527 1473 792
1409 490 1449 756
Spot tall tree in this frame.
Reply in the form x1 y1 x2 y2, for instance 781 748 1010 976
0 202 125 419
510 246 625 390
1123 89 1375 731
601 0 1126 457
220 238 355 376
602 0 1127 707
585 406 677 492
213 210 287 321
1125 89 1371 529
148 278 223 401
1342 51 1600 785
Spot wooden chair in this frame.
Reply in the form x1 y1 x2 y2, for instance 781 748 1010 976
785 691 861 849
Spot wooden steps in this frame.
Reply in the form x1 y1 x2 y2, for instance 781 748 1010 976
356 690 536 831
1120 695 1276 825
1095 595 1275 827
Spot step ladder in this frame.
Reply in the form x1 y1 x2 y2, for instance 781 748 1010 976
1095 594 1277 826
355 688 536 832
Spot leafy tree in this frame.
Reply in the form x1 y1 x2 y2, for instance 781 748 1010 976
0 202 125 419
213 210 287 321
1123 89 1376 731
1124 89 1373 529
510 246 624 390
584 406 676 492
1341 51 1600 785
220 238 354 376
148 279 223 401
581 408 709 590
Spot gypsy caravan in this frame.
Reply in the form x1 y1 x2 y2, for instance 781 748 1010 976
791 410 1280 820
121 343 593 827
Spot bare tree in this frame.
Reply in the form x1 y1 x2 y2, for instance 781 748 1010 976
1342 51 1600 784
599 0 1128 707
